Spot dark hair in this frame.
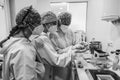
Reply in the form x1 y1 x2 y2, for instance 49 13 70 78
41 11 57 24
16 6 41 28
42 11 57 33
58 12 71 26
57 20 61 27
57 20 63 32
0 6 41 47
0 25 22 47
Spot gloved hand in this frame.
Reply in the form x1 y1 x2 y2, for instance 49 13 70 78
72 41 89 50
112 63 120 70
72 44 84 50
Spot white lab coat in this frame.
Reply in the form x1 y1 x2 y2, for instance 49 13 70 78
0 37 44 80
50 29 76 50
31 32 73 80
49 29 76 80
31 32 72 67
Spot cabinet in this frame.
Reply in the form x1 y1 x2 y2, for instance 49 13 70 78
102 0 120 21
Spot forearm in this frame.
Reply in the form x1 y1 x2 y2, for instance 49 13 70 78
55 46 73 67
57 46 72 54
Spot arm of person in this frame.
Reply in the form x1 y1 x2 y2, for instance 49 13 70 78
32 36 75 67
43 43 73 67
49 32 61 51
49 32 74 54
10 47 37 80
57 46 73 54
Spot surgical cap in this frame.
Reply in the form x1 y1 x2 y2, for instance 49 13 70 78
16 6 41 28
58 12 71 26
41 11 57 24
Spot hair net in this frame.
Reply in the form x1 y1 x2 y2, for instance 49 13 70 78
16 6 41 28
58 12 71 26
0 6 41 47
41 11 57 24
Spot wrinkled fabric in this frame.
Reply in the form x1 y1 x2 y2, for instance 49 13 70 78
49 29 76 80
16 6 41 28
50 29 76 50
41 11 57 24
31 32 72 66
31 32 73 80
0 37 44 80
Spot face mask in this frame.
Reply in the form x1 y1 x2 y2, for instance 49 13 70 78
33 25 44 35
60 25 69 33
48 25 57 33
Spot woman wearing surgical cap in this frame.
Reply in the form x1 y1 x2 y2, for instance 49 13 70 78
50 12 89 80
31 11 75 80
50 12 76 49
49 12 80 80
0 6 45 80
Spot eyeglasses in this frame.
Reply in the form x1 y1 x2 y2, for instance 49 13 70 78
43 21 57 27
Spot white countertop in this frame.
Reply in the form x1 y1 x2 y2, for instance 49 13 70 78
74 53 120 80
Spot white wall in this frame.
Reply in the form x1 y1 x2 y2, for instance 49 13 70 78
87 0 107 46
36 0 50 14
69 3 87 32
87 0 120 51
15 0 50 18
102 0 119 21
15 0 37 15
50 0 88 2
0 7 7 41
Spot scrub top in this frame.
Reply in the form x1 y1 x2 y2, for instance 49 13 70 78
49 29 76 80
31 32 73 80
50 29 76 50
0 37 44 80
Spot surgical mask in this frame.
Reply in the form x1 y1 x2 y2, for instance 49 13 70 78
33 25 44 35
48 25 57 33
44 21 57 33
60 25 69 33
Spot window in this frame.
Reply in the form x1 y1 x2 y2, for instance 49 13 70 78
50 2 87 32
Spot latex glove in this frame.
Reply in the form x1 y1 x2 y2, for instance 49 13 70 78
71 49 78 60
112 63 120 70
72 44 84 50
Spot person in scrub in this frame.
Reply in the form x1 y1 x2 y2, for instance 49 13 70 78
0 6 45 80
48 12 76 80
49 12 88 80
31 11 75 80
50 12 75 50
